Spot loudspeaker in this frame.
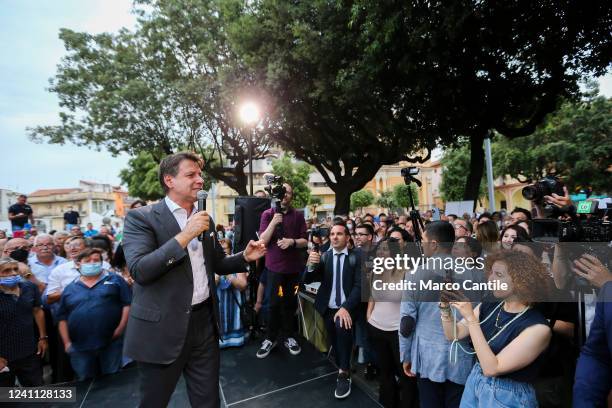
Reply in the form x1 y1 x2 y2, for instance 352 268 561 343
233 196 271 253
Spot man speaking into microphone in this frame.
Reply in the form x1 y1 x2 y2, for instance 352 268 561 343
122 152 266 408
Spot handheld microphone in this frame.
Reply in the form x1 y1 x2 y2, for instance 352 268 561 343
197 190 208 242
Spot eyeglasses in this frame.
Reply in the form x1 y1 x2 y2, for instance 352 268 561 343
35 244 52 248
454 225 468 231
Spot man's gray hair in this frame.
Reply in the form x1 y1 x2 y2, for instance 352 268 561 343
33 234 53 246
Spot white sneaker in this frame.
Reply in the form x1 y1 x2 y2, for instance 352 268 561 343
284 337 301 355
256 339 277 359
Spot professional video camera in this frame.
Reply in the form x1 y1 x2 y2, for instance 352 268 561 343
264 174 286 201
522 175 566 217
530 198 611 244
264 173 286 237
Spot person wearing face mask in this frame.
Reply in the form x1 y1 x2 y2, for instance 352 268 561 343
0 257 47 387
56 248 131 381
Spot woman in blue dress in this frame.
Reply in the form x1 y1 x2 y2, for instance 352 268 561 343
440 250 552 407
216 239 248 348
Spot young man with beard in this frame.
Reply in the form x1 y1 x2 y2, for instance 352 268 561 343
306 224 363 399
256 183 308 359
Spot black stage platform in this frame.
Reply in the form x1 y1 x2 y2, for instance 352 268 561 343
7 339 382 407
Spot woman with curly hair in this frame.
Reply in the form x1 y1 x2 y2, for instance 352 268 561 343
439 250 551 407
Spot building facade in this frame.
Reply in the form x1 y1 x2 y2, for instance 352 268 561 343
28 181 128 232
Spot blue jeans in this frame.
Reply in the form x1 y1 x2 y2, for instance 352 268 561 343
68 339 123 381
460 363 537 408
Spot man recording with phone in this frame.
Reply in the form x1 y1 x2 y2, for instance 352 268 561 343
256 182 308 359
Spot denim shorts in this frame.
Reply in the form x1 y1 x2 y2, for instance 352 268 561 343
460 363 537 408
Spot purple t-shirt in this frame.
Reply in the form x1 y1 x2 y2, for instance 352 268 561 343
259 207 307 275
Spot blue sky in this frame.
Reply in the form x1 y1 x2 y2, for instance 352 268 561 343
0 1 610 195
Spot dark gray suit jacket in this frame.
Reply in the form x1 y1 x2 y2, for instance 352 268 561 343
122 199 248 364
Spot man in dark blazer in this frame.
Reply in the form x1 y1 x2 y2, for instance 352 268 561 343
122 152 266 408
304 223 362 400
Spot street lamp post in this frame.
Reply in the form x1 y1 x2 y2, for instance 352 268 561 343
248 130 254 196
239 101 260 196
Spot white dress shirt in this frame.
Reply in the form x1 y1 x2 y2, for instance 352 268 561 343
328 246 349 309
165 196 209 305
46 260 111 295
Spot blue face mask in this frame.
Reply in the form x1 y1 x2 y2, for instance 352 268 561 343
0 275 22 287
80 263 102 277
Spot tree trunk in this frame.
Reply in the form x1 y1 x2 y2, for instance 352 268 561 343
206 166 248 196
333 185 352 216
463 133 486 210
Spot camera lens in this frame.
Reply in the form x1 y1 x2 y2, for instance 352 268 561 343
521 185 537 200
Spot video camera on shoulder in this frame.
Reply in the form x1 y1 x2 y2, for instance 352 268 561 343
264 174 286 201
522 175 566 217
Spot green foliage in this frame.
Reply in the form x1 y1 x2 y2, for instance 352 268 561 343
492 94 612 194
27 0 272 196
350 190 375 212
440 143 486 202
392 184 419 210
441 91 612 199
271 154 312 208
349 1 611 201
230 0 437 214
375 191 394 211
119 151 214 201
119 152 165 201
309 196 323 207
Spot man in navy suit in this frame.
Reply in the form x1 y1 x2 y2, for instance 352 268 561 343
305 223 362 399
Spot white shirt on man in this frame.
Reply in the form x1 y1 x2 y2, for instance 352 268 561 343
46 260 111 295
165 196 209 305
328 246 348 309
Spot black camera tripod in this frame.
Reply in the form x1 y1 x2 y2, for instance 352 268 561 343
403 170 425 255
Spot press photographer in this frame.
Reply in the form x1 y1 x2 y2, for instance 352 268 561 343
256 178 308 359
523 175 612 407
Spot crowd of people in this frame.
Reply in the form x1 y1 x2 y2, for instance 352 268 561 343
1 185 610 408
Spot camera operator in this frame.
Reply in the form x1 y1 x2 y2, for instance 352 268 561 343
529 180 612 406
256 183 308 359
